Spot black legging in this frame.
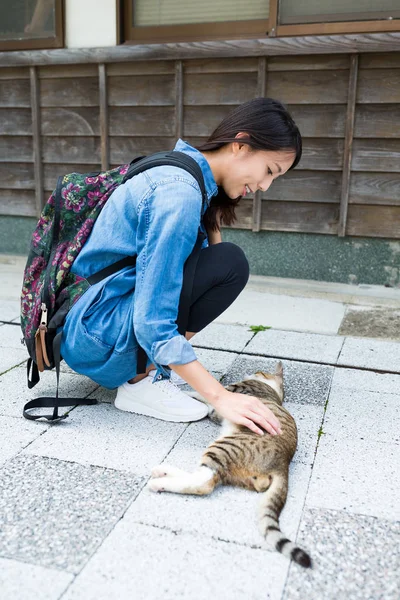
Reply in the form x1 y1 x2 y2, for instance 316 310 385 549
183 242 249 333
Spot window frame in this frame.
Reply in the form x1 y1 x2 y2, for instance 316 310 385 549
122 0 269 43
122 0 400 44
271 0 400 37
0 0 64 51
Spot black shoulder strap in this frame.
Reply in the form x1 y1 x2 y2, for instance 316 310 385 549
123 150 208 210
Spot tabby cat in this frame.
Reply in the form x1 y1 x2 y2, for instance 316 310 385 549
148 362 312 568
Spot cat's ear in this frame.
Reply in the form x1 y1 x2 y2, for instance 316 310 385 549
275 361 283 378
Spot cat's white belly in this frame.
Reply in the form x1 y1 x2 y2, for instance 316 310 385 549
218 419 238 438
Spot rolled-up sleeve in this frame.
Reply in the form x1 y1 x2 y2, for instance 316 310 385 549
133 177 201 376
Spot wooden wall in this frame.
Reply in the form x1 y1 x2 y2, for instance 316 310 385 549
0 52 399 238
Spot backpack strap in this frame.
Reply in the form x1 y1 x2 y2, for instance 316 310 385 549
23 331 98 422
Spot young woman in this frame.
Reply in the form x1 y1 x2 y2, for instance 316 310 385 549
60 97 302 437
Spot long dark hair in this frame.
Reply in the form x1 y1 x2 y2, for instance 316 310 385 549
196 97 302 231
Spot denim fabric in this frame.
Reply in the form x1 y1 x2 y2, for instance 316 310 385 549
60 140 218 389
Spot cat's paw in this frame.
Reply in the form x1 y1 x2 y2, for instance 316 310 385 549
150 464 185 478
147 478 167 493
209 409 223 424
151 465 169 478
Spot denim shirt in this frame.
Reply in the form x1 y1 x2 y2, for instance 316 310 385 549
61 139 219 387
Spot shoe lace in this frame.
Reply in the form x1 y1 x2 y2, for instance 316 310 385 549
153 376 182 398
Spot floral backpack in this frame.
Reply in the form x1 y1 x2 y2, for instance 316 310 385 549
20 151 207 423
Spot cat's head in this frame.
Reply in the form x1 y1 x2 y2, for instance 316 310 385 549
244 362 284 402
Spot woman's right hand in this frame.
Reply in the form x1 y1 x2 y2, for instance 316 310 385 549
214 390 282 436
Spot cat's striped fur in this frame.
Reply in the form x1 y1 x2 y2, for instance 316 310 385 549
148 362 312 569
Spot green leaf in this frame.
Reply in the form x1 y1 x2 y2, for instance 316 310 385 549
248 325 271 333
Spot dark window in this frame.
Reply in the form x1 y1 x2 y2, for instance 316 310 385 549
0 0 63 51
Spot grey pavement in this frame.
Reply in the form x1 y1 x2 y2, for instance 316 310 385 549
0 254 399 600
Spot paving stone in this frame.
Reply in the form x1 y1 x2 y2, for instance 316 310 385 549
0 323 25 349
126 420 312 548
221 355 334 406
0 346 28 374
339 305 400 341
0 416 48 467
22 402 187 477
323 387 400 443
62 521 290 600
306 435 400 521
191 322 254 352
284 508 400 600
338 336 400 373
216 289 345 334
0 557 73 600
331 366 400 394
245 329 344 364
0 366 98 419
194 347 238 374
0 299 20 323
0 455 144 573
287 403 325 465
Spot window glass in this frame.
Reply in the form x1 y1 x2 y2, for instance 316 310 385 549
133 0 269 27
0 0 56 40
279 0 400 25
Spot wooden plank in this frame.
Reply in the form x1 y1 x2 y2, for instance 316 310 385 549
357 69 400 103
225 198 253 230
0 163 35 189
183 58 258 73
268 70 349 104
355 105 400 138
41 137 101 164
110 136 175 164
184 72 258 105
99 64 109 170
0 136 33 162
0 67 30 79
0 80 31 108
297 139 344 171
261 201 338 234
31 65 44 216
41 107 99 136
109 106 175 136
268 55 350 71
288 104 346 138
40 78 99 107
252 56 267 233
349 172 400 206
0 109 32 135
107 61 175 76
352 140 400 172
1 35 400 68
183 105 236 137
175 61 183 141
108 75 175 106
262 170 342 203
339 54 358 237
38 64 98 78
347 205 400 238
0 189 36 217
359 53 400 69
43 163 100 190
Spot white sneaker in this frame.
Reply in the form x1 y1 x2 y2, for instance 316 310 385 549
114 370 208 422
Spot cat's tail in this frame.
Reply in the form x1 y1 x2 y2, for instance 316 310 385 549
258 471 312 569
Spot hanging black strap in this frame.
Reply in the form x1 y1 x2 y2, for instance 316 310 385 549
23 332 98 422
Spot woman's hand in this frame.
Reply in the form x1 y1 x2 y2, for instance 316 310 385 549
214 390 282 436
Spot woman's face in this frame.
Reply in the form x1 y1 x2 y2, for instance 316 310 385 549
221 141 296 200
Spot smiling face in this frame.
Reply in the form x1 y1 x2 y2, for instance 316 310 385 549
218 134 296 200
